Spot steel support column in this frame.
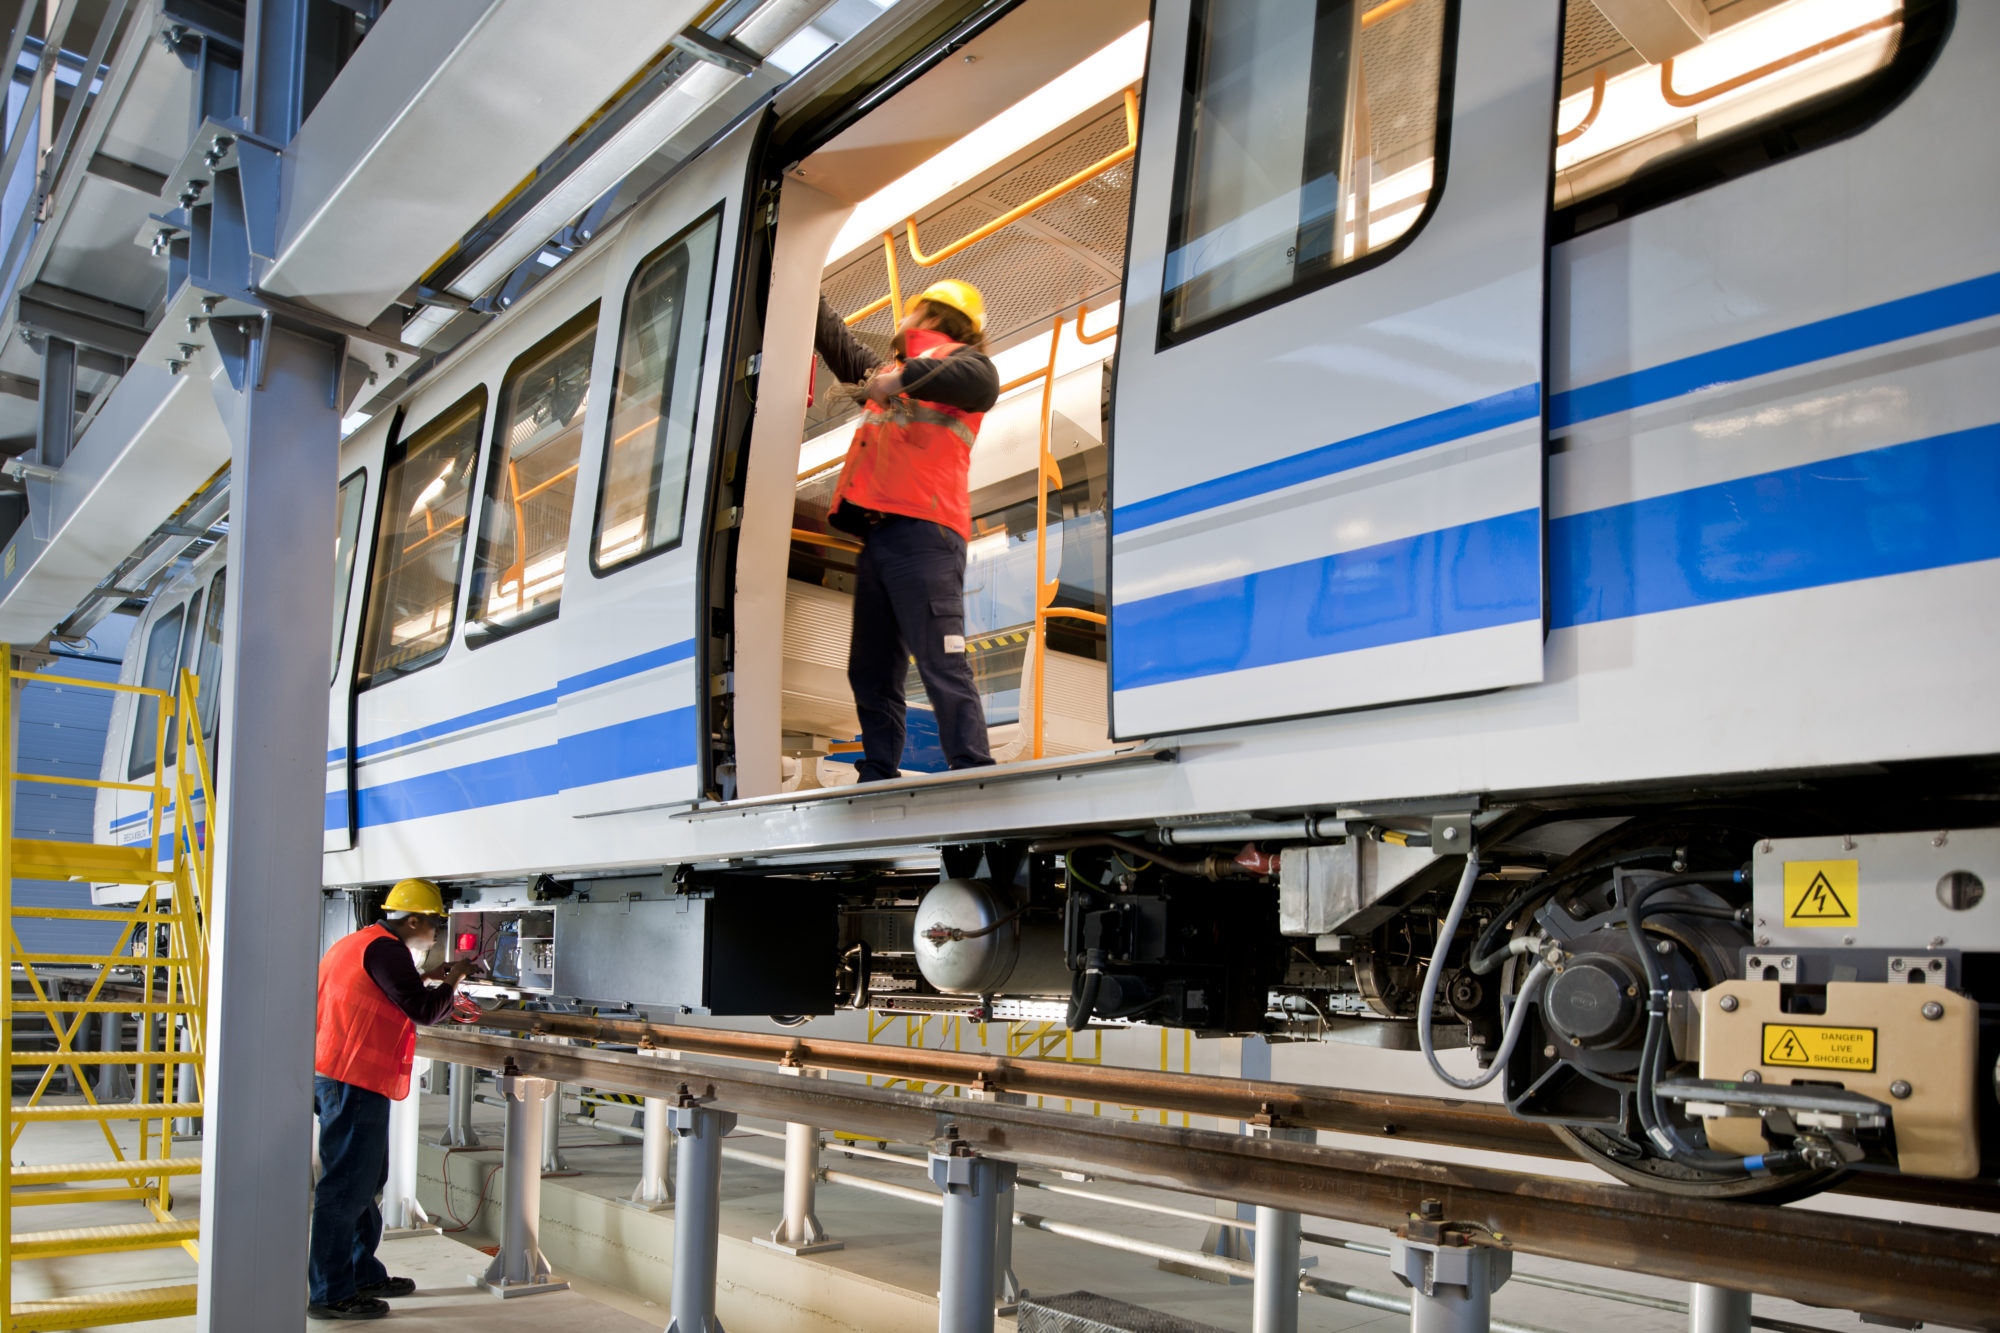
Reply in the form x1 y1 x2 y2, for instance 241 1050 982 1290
1252 1124 1314 1333
383 1056 431 1232
475 1075 567 1298
932 1146 1002 1333
1688 1284 1752 1333
626 1094 673 1210
540 1080 568 1173
438 1061 480 1147
94 1009 131 1100
757 1067 838 1254
667 1101 737 1333
34 334 74 469
194 322 341 1333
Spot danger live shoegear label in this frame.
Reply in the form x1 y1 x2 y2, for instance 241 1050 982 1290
1761 1023 1876 1072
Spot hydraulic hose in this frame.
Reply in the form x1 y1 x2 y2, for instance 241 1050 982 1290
1621 871 1787 1175
1416 847 1552 1090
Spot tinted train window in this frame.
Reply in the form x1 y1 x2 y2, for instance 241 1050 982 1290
1161 0 1448 342
126 605 185 781
1556 0 1942 233
594 209 722 573
196 571 226 743
332 469 366 680
357 390 485 687
163 589 203 766
469 306 598 639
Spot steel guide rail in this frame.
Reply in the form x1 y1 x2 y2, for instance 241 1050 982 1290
457 1007 1995 1212
419 1028 2000 1329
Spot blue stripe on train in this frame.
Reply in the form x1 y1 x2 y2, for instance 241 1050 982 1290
1110 510 1542 691
336 705 698 829
1550 421 2000 627
326 638 696 764
1550 269 2000 429
1111 384 1541 535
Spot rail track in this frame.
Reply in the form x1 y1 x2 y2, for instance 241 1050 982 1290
457 1007 1997 1211
420 1022 2000 1330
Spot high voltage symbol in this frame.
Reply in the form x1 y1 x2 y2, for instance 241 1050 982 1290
1767 1029 1810 1063
1792 870 1851 920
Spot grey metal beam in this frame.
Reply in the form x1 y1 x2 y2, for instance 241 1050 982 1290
35 336 75 469
194 323 340 1333
15 284 148 360
84 152 169 195
242 0 310 145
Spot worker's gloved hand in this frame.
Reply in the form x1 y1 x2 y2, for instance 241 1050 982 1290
441 958 484 987
862 366 903 406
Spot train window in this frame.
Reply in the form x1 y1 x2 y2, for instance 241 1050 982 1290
1556 0 1945 234
332 469 365 680
1160 0 1449 343
163 589 203 766
126 604 185 781
193 570 226 743
593 208 722 574
356 390 486 688
467 306 599 641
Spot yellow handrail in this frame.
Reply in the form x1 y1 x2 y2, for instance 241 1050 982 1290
843 88 1140 325
905 89 1139 269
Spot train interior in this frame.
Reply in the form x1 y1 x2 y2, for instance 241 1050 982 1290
754 0 1910 790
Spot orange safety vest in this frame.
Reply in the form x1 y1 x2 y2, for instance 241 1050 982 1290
315 923 418 1100
830 328 984 540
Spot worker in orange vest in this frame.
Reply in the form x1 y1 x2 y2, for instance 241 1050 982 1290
309 878 478 1320
815 279 1001 780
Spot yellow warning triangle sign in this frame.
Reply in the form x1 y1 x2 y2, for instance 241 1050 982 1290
1767 1029 1810 1064
1790 870 1852 920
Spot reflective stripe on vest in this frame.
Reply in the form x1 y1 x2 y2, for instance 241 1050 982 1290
314 923 417 1100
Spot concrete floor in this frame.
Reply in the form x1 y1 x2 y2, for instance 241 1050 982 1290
11 1085 1983 1332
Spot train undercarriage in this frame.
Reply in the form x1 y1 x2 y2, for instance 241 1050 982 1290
431 784 2000 1206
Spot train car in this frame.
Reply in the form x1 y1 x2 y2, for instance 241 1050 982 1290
96 0 2000 1203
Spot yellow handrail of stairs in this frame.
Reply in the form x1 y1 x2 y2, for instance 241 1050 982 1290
0 657 215 1329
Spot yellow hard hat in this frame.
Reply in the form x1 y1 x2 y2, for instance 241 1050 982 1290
383 877 447 917
906 279 985 334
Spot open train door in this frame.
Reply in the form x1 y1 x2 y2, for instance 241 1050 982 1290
553 118 761 818
1109 0 1560 737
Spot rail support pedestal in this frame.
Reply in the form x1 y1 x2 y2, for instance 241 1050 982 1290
623 1094 674 1211
438 1061 481 1148
95 1010 131 1100
1252 1124 1313 1333
1689 1283 1752 1333
667 1099 737 1333
1389 1201 1511 1333
931 1142 1003 1333
383 1057 433 1234
757 1067 839 1254
475 1076 567 1298
541 1080 569 1173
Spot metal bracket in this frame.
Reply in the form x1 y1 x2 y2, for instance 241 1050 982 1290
674 28 759 76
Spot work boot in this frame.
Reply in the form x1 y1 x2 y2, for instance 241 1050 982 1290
306 1295 390 1320
355 1277 417 1299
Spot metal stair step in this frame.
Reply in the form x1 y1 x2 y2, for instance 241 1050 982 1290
11 1218 200 1258
8 1157 202 1183
10 1102 202 1122
10 1283 199 1331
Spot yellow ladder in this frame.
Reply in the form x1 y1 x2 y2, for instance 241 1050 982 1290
0 661 214 1330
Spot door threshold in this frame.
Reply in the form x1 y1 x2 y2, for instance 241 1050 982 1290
676 746 1174 819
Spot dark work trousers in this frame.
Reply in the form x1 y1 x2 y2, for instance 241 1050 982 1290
848 515 995 781
309 1075 392 1306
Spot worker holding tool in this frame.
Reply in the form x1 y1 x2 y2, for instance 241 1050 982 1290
815 279 1001 780
309 878 480 1321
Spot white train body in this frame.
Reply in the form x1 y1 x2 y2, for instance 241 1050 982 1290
93 0 2000 1194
